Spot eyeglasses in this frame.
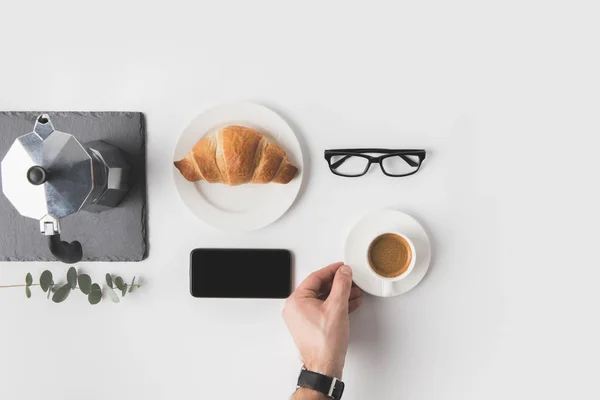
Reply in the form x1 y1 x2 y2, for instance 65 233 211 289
324 148 426 177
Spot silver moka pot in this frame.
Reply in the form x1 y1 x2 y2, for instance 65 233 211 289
1 114 130 263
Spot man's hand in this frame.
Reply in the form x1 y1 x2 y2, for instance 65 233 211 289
283 262 362 379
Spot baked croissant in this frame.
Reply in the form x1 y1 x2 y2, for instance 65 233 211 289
174 125 298 186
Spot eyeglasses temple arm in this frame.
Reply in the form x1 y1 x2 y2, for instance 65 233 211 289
330 155 352 169
399 155 419 167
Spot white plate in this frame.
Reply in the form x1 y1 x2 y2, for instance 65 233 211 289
344 210 431 297
173 103 303 231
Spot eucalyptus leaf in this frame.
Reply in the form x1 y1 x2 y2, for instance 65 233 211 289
88 284 102 305
129 276 136 293
51 285 59 293
40 270 52 292
106 274 113 289
115 276 124 291
52 284 71 303
25 286 31 298
121 283 128 297
107 288 120 303
25 273 32 286
67 267 77 289
78 274 92 295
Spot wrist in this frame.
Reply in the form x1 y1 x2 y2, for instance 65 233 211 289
296 368 345 400
303 360 344 379
293 387 329 400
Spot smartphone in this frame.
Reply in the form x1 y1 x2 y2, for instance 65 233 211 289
190 249 292 299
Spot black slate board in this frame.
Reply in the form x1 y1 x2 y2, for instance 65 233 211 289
0 112 147 261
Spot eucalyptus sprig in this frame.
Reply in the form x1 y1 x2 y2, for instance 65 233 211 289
3 267 140 305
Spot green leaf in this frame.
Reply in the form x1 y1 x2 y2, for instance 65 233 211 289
115 276 124 291
129 277 136 293
51 285 59 293
40 270 52 292
121 283 128 297
88 284 102 305
107 288 120 303
78 274 92 295
106 274 113 289
25 286 31 298
67 267 77 289
25 273 32 286
52 284 72 303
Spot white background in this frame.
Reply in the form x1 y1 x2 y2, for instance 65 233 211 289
1 1 599 399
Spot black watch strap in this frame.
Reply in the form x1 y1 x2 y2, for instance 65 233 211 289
297 368 345 399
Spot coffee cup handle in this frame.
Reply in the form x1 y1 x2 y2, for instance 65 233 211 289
382 281 394 297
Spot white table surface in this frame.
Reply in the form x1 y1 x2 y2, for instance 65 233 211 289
1 1 599 399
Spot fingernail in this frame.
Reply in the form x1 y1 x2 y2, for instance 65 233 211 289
340 265 352 276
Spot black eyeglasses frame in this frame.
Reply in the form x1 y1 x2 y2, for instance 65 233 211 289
324 148 426 177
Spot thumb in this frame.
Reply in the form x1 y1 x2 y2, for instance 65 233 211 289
326 265 353 310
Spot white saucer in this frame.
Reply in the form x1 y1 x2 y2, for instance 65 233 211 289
344 210 431 297
173 102 303 232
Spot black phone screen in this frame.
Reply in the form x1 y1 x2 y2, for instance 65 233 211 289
190 249 292 299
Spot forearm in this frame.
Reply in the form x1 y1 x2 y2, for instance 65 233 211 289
291 388 328 400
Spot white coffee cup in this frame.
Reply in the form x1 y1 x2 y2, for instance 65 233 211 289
366 232 417 297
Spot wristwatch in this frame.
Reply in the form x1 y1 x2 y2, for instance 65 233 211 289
297 367 345 399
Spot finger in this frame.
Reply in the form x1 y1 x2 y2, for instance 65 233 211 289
349 286 362 300
349 296 363 313
296 262 344 297
317 282 333 299
326 265 353 311
321 283 360 301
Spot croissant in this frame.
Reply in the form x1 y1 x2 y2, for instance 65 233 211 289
174 125 299 186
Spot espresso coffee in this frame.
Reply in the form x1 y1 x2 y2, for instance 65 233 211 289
368 233 413 278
